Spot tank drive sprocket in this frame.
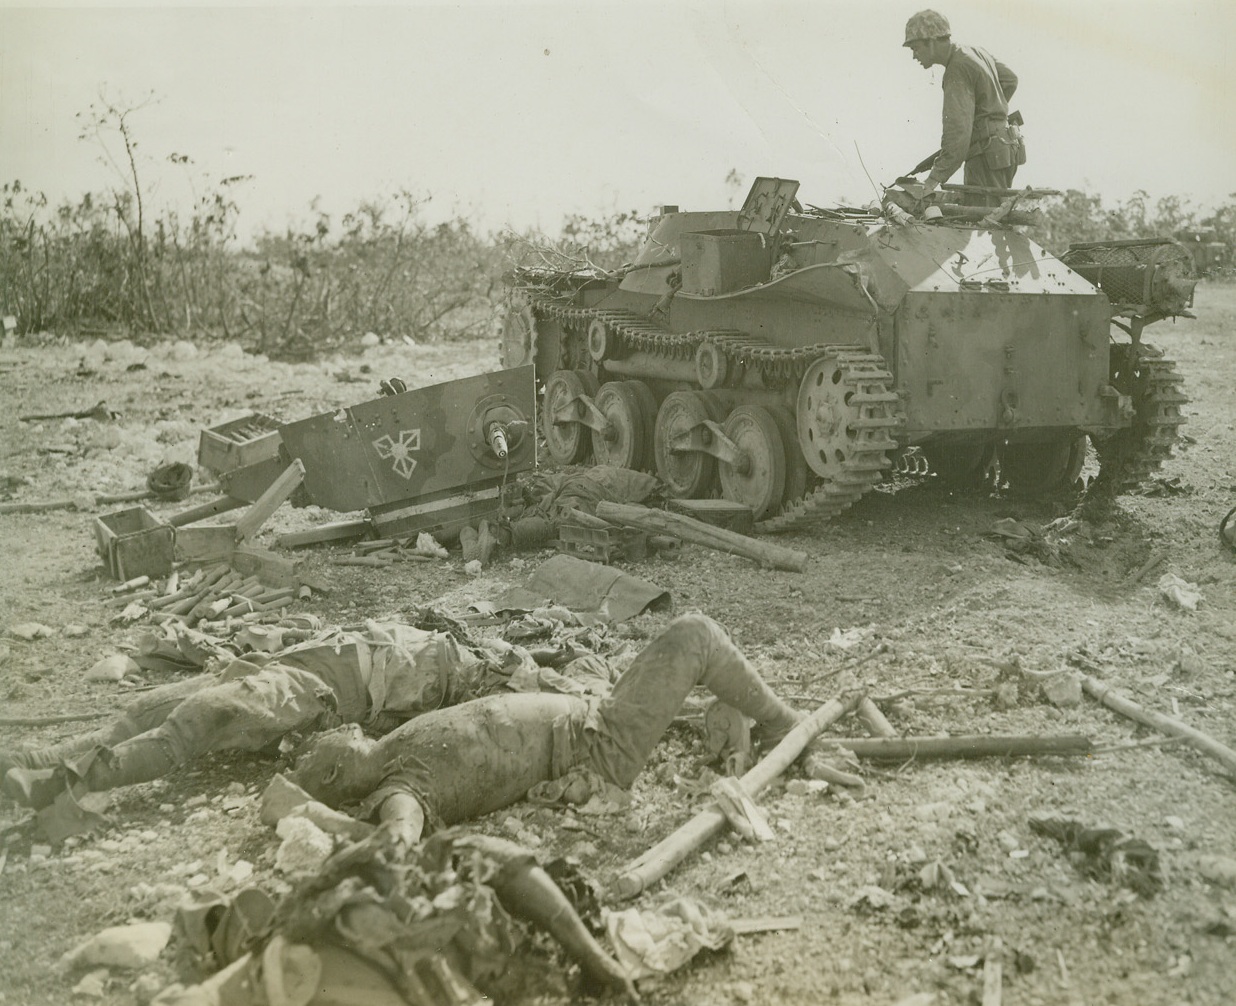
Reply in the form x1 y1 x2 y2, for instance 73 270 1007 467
758 350 900 532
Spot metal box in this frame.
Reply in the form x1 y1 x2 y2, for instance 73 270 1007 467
198 413 282 475
94 506 175 580
557 522 647 563
680 230 772 295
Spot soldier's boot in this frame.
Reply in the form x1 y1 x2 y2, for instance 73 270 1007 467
1 730 111 772
1 766 63 809
3 734 181 809
72 736 181 793
694 624 803 750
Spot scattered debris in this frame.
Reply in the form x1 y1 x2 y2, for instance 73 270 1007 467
19 400 119 423
57 921 172 972
606 896 734 979
611 691 864 900
1157 572 1203 611
273 815 333 876
84 654 140 683
1197 855 1236 890
808 733 1092 761
494 553 670 624
9 621 54 641
1029 814 1163 895
986 517 1075 566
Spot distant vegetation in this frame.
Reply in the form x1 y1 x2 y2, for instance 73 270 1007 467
0 99 1231 358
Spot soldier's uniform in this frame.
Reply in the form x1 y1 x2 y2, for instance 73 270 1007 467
904 10 1026 205
1 622 482 806
288 614 803 835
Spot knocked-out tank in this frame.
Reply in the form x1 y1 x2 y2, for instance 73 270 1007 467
500 177 1196 531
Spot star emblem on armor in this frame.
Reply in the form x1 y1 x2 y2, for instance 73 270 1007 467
373 428 422 479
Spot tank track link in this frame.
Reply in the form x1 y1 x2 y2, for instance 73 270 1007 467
1096 343 1188 489
529 297 899 531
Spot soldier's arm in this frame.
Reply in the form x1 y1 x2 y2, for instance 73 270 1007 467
928 67 977 185
378 791 426 845
996 58 1018 101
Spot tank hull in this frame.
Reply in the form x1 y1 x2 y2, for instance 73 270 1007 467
503 178 1189 528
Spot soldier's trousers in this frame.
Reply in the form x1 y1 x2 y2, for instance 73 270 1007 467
962 157 1017 206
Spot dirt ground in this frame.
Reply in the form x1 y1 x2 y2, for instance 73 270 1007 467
0 282 1233 1006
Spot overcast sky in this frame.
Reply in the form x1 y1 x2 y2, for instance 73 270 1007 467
1 1 1233 240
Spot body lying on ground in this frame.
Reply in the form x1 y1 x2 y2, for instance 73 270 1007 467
285 614 804 843
0 620 490 808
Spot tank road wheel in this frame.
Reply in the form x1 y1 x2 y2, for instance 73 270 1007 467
591 381 651 470
1095 343 1188 490
770 405 810 507
654 391 726 497
718 405 787 521
695 340 732 390
999 437 1087 496
500 298 537 370
541 369 598 464
624 380 659 471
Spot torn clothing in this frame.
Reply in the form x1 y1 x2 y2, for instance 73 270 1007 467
927 43 1021 193
341 614 800 833
2 623 483 802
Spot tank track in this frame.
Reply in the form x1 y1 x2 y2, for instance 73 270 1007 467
1096 343 1188 489
528 296 900 531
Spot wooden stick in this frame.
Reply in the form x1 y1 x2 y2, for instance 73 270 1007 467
0 482 220 516
610 691 863 900
0 712 110 726
730 916 803 935
857 697 898 739
1082 676 1236 777
168 495 247 527
234 459 305 541
595 501 807 573
277 519 372 549
562 507 613 530
811 734 1092 760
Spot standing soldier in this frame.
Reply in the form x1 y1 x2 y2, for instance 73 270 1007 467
903 9 1025 205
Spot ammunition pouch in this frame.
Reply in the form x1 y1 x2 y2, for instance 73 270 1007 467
978 119 1026 170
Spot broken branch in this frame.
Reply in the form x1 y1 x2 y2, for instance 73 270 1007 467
811 734 1092 760
1082 675 1236 778
595 501 807 573
610 690 863 900
0 712 110 726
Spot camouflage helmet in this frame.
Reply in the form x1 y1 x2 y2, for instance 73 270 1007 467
903 9 951 46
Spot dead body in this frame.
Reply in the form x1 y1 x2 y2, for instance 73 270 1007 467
287 614 803 841
0 621 487 808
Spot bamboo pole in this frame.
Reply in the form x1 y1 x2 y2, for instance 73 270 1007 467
610 690 862 900
595 501 807 573
1082 676 1236 778
811 734 1093 761
0 482 221 516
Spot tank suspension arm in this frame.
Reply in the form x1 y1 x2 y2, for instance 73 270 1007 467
699 420 748 472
